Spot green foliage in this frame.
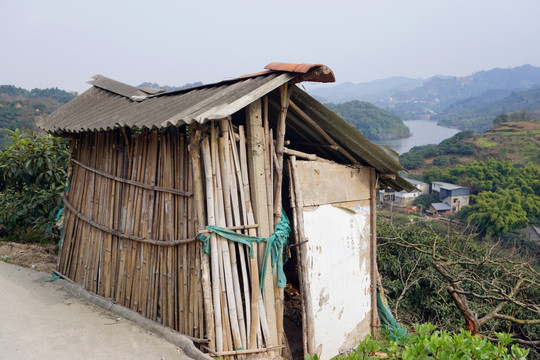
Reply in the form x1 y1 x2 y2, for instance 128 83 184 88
412 193 440 209
0 84 76 151
377 218 540 350
399 131 475 170
0 85 76 103
460 189 532 236
334 325 529 359
325 101 410 141
0 129 68 239
432 156 448 168
421 159 540 235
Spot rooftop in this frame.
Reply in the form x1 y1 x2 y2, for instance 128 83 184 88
38 63 415 192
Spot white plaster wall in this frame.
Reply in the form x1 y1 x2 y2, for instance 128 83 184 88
302 203 372 360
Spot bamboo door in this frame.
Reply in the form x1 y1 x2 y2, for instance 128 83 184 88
289 159 375 360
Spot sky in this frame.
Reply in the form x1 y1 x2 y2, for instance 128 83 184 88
1 0 539 94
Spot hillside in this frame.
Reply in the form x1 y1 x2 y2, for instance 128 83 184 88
309 76 424 103
437 87 540 132
308 65 540 131
0 81 204 149
137 81 203 92
0 85 77 149
399 120 540 171
324 100 410 140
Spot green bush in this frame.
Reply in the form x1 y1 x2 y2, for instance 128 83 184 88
332 324 529 359
0 129 68 240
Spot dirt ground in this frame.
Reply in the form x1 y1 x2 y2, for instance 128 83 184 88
0 241 58 273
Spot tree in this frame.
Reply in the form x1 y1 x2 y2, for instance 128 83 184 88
378 218 540 353
461 189 532 236
493 112 508 124
412 193 439 209
0 129 68 237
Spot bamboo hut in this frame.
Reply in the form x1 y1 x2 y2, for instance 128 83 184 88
38 63 413 360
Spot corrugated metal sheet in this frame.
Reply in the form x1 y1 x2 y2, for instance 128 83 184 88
38 72 295 133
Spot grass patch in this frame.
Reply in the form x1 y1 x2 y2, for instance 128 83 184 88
476 138 497 147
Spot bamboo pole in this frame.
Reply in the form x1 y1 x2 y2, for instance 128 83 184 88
246 100 278 352
101 131 115 298
214 127 243 352
237 126 264 349
201 137 223 352
140 130 158 317
224 123 252 349
219 120 247 349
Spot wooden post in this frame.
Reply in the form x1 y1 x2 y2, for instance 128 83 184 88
273 83 292 225
246 100 278 353
370 168 380 334
289 156 314 355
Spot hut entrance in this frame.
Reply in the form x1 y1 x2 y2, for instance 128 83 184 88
286 158 375 360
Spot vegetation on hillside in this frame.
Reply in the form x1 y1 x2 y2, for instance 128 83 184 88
377 215 539 356
399 131 476 170
399 118 540 171
0 130 68 241
420 160 540 236
325 100 410 140
0 85 76 149
438 88 540 132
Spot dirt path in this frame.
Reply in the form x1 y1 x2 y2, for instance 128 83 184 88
0 261 193 360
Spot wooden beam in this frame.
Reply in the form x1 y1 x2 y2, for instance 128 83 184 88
370 168 380 334
289 100 360 165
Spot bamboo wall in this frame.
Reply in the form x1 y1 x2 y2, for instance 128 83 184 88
58 113 287 357
58 128 204 340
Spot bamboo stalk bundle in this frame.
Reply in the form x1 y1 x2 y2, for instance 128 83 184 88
58 118 297 357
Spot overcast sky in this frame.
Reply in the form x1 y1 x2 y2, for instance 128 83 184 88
1 0 539 94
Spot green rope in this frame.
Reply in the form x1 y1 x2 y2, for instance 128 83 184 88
198 211 291 291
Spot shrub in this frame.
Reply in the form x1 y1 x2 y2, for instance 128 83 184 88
0 129 68 240
332 324 529 359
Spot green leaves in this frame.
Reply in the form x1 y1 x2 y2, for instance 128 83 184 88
334 326 529 360
0 129 68 239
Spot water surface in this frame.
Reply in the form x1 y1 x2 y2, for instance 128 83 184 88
373 120 460 154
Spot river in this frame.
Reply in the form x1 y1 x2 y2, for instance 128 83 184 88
373 120 460 154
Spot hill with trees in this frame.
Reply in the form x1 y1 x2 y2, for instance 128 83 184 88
308 65 540 133
437 87 540 132
399 118 540 171
0 85 77 149
309 76 425 103
324 100 410 140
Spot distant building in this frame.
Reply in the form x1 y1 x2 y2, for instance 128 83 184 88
403 177 429 195
428 202 452 216
521 225 540 243
394 189 420 206
431 181 470 213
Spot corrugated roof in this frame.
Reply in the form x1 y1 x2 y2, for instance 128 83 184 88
431 202 452 211
38 63 414 191
38 72 295 133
